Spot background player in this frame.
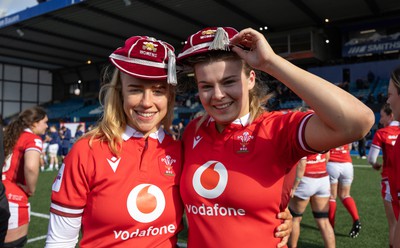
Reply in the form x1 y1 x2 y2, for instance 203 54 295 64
327 144 361 238
385 66 400 248
289 152 334 248
368 103 399 247
2 106 48 247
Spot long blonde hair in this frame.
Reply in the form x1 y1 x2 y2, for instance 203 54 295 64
185 51 271 129
85 67 176 155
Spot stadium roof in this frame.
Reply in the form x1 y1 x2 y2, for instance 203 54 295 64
0 0 399 71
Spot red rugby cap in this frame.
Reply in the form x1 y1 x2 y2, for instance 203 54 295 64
177 27 239 62
109 36 177 85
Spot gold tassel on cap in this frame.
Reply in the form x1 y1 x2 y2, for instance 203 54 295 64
167 49 177 85
209 27 230 51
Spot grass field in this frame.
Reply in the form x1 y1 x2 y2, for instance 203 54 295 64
25 156 387 247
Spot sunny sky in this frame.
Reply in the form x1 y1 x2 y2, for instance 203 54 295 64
0 0 38 17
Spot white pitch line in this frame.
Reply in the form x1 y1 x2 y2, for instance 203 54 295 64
28 212 50 243
31 211 50 219
353 164 371 168
28 235 47 243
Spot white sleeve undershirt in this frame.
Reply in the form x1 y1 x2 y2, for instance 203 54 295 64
45 212 81 248
367 145 381 165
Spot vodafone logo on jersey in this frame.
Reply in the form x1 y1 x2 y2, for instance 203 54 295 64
127 184 166 223
187 161 246 217
192 160 228 199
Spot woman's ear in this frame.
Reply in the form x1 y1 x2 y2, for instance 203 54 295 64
247 70 256 90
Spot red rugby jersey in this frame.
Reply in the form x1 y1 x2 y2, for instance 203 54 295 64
371 121 400 179
304 153 327 176
50 127 183 248
329 144 352 163
180 111 314 248
391 135 400 220
2 129 43 200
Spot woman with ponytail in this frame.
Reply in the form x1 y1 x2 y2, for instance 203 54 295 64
2 106 48 248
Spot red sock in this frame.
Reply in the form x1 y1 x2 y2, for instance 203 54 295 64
342 196 359 222
329 199 336 228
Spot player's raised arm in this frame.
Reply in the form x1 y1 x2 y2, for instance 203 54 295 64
231 28 374 151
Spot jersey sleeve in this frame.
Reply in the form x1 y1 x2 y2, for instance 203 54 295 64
267 111 315 165
50 138 92 217
45 212 81 248
25 133 43 153
371 129 383 149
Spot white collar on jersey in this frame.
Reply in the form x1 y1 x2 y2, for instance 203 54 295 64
24 128 33 133
122 125 165 143
208 112 250 127
389 120 400 127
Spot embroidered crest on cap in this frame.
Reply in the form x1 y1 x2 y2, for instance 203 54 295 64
142 42 158 52
201 29 217 39
141 42 159 58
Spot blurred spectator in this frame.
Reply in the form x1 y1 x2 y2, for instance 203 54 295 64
358 136 367 159
40 133 50 172
59 126 72 168
377 92 387 103
74 124 85 140
367 70 375 85
175 120 185 140
367 93 375 104
46 125 60 171
87 124 94 132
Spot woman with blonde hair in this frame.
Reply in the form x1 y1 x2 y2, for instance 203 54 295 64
45 36 183 247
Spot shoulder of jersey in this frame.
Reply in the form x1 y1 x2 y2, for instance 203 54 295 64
70 136 92 150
